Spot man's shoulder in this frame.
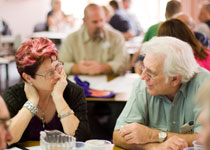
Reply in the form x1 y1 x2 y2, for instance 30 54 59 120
190 68 210 86
143 22 161 42
65 27 84 41
147 23 161 32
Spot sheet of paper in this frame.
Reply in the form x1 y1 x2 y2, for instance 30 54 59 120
104 73 140 93
68 73 140 94
68 75 107 89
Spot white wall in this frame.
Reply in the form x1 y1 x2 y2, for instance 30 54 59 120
0 0 51 37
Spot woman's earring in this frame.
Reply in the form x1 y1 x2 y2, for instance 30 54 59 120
29 82 33 86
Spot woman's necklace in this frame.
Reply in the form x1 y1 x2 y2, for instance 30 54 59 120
38 99 50 128
41 111 45 128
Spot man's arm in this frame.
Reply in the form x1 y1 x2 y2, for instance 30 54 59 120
113 123 197 150
71 61 113 75
107 31 129 74
113 129 190 150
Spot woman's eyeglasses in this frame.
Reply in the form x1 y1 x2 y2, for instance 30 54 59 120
35 61 64 80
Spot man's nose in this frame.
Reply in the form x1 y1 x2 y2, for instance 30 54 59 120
141 70 150 81
96 21 103 28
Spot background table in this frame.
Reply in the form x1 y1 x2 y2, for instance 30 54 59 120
68 73 139 140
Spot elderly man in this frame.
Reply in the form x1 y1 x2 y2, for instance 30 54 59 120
59 3 129 75
113 36 210 150
0 96 12 150
196 78 210 150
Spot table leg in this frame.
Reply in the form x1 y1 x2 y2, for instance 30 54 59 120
6 63 9 88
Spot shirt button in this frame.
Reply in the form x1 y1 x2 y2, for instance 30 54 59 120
173 121 176 125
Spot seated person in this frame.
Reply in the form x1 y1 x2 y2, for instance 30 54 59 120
59 3 129 75
47 0 74 32
121 0 143 36
143 0 182 42
113 36 210 150
158 19 210 71
175 13 210 49
109 0 134 40
0 96 13 150
196 78 210 150
197 2 210 39
130 0 182 70
3 38 90 145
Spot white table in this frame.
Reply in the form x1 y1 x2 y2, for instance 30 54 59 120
68 73 140 102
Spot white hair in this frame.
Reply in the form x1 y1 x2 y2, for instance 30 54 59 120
141 36 199 83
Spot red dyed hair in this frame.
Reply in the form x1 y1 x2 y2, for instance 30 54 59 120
15 37 58 79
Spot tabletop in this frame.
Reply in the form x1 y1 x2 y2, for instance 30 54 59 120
68 73 140 102
7 141 125 150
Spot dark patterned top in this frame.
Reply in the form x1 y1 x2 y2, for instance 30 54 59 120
3 79 90 142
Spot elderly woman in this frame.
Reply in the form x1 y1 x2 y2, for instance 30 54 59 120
3 38 90 144
157 19 210 71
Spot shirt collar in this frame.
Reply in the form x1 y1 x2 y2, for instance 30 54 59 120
83 25 91 43
156 83 188 101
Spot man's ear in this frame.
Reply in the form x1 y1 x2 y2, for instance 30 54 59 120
171 75 182 86
22 72 32 83
83 17 86 25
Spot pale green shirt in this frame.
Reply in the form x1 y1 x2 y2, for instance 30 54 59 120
59 25 129 75
115 68 210 133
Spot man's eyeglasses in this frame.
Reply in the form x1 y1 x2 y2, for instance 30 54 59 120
0 118 11 131
135 62 159 80
35 61 64 80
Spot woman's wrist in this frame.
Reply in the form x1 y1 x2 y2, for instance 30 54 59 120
23 101 38 116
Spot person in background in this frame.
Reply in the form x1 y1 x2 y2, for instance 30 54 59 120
143 0 182 42
196 78 210 150
47 0 74 32
121 0 143 36
3 38 90 145
59 3 129 75
197 2 210 39
175 13 210 49
109 0 134 40
158 19 210 71
102 5 113 24
130 0 182 71
113 36 210 150
0 96 13 150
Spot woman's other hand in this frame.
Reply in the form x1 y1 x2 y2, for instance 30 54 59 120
51 67 67 100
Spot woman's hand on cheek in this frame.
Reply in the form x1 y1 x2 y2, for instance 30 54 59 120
24 82 39 105
51 71 67 100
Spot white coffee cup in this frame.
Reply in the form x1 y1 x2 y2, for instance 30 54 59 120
85 139 114 150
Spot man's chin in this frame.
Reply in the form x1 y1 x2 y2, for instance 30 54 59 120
94 31 104 40
147 89 158 96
